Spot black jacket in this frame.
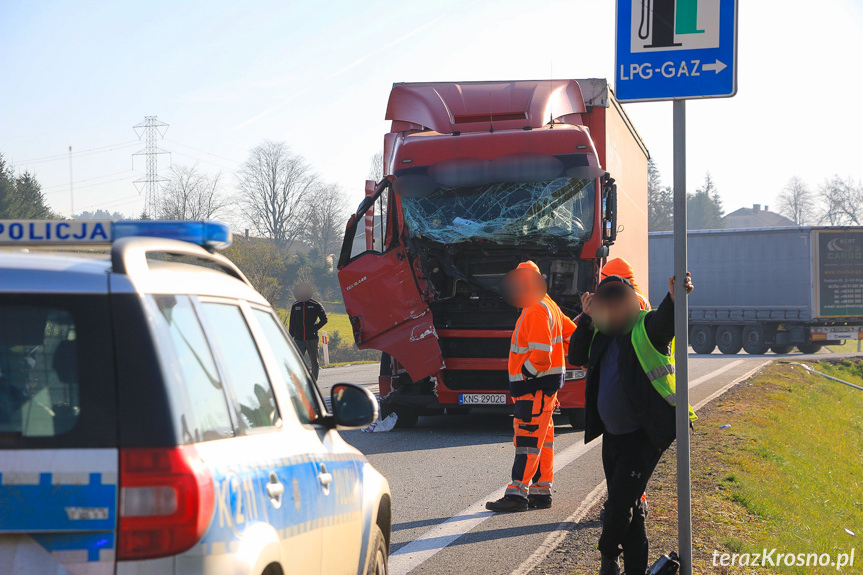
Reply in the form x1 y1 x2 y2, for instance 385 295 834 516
568 294 677 451
288 299 328 340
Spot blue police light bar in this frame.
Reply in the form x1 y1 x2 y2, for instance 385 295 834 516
0 220 232 250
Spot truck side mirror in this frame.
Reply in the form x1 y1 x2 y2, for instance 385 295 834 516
601 176 618 245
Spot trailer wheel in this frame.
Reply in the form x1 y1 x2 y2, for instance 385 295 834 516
742 326 769 355
797 342 822 355
564 408 585 430
770 344 794 355
690 325 716 354
716 326 743 354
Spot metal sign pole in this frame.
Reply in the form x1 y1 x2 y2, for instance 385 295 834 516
672 99 693 575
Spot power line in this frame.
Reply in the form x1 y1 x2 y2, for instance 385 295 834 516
43 173 137 196
41 169 135 192
132 116 170 218
12 141 139 166
162 139 241 165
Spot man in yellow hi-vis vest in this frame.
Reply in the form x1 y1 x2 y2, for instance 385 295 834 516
569 272 694 575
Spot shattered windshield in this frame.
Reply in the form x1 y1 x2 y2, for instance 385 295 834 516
401 177 595 245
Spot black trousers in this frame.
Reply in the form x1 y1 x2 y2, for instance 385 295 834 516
599 428 664 575
294 338 320 380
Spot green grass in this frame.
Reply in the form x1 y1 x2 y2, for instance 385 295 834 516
827 339 863 354
321 312 353 340
645 360 863 574
275 308 352 339
722 361 863 571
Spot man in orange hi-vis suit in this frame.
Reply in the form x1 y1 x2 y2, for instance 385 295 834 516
486 261 577 513
601 258 651 311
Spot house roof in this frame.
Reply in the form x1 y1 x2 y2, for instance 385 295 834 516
723 204 795 229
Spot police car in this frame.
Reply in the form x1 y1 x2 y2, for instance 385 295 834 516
0 220 391 575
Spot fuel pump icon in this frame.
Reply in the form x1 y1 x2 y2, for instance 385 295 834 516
639 0 704 49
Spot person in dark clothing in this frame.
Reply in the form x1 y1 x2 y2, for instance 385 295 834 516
288 283 328 380
568 273 694 575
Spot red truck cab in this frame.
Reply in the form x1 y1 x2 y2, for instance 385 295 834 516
337 80 648 428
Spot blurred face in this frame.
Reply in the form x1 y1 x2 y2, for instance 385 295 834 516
294 284 312 301
591 290 641 335
502 268 547 308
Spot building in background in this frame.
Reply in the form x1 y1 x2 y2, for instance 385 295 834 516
723 204 795 229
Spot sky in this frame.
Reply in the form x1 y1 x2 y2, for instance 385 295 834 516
1 0 862 219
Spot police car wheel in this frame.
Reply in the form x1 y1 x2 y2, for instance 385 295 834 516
366 525 389 575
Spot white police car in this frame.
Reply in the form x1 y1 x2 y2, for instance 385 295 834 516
0 220 391 575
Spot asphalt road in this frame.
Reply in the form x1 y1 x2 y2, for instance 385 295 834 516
317 349 857 575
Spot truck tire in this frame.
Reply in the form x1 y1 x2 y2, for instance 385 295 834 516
742 326 769 355
797 342 822 354
393 408 419 429
771 344 794 355
565 408 586 430
379 353 392 377
716 326 743 355
690 325 716 354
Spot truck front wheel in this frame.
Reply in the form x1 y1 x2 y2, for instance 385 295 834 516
393 408 419 428
797 342 822 355
716 326 743 354
690 325 716 354
742 326 769 355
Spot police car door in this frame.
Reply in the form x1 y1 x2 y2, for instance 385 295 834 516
0 294 119 575
195 299 325 575
247 306 366 575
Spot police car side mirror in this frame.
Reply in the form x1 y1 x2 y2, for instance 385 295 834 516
330 383 378 429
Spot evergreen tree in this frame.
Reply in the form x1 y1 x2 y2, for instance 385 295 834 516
0 154 17 218
687 172 725 230
647 159 673 231
13 172 53 218
0 154 54 219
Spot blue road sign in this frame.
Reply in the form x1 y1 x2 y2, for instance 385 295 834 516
615 0 738 102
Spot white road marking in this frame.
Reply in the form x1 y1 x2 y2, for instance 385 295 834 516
510 482 608 575
389 359 764 575
688 359 743 389
389 441 600 575
693 360 770 411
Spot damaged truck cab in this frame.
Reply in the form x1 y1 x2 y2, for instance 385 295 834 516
338 80 649 428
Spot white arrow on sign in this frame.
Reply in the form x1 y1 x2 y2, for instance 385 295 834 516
702 59 727 74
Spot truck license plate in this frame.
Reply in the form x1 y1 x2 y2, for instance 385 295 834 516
459 393 507 405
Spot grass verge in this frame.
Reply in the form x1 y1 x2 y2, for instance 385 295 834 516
646 359 863 574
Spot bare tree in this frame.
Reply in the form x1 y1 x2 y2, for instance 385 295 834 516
237 141 318 247
819 176 863 225
776 176 815 225
157 164 224 220
303 183 348 255
368 151 384 182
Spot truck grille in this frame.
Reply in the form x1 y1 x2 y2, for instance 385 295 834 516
439 336 510 358
440 370 509 391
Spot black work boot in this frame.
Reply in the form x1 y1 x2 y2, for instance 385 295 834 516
528 494 552 509
485 494 528 513
600 553 621 575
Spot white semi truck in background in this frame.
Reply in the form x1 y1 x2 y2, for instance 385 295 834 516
649 227 863 354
